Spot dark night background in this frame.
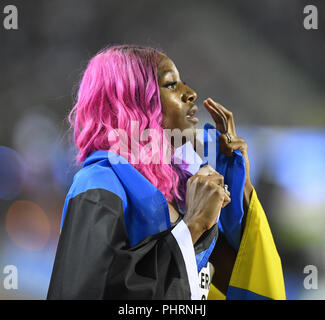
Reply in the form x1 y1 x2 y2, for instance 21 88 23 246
0 0 324 299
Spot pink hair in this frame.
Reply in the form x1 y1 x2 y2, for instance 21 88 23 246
69 45 182 202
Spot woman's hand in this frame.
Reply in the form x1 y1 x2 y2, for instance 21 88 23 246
200 98 253 293
183 165 231 244
203 98 253 204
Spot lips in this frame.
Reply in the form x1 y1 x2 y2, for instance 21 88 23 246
186 105 199 123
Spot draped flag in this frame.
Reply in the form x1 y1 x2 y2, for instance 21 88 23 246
203 123 286 300
51 123 286 300
208 188 286 300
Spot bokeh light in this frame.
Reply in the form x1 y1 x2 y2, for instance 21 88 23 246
50 142 79 191
1 1 324 300
5 200 51 251
0 146 26 200
12 111 59 175
266 129 325 205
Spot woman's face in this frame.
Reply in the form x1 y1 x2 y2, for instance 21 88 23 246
157 54 198 134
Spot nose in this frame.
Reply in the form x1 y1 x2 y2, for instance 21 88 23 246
181 86 197 103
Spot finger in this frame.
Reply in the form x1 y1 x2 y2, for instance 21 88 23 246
227 140 247 154
203 100 228 133
222 195 231 208
206 98 234 135
219 135 247 156
207 98 231 117
206 172 224 185
201 164 215 173
196 166 213 176
221 189 231 208
206 98 228 118
197 165 220 176
224 188 230 197
204 99 228 125
206 98 236 136
220 134 246 146
186 174 199 187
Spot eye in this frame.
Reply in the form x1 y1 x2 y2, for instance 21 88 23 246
165 81 177 90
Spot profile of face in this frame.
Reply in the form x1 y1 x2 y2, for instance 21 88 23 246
157 54 198 139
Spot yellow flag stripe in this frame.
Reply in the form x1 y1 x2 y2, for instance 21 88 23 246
228 188 286 300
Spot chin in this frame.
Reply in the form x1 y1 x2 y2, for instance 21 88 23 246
184 122 197 131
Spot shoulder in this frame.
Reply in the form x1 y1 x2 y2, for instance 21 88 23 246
67 160 128 212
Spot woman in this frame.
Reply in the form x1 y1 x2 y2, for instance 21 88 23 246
47 45 285 300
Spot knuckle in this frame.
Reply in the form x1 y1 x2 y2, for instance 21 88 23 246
204 164 214 171
219 134 227 143
207 180 217 188
217 174 224 183
239 137 247 146
197 176 207 185
213 183 222 191
212 169 222 177
214 186 224 197
198 175 205 182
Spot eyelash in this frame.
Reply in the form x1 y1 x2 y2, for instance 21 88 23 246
165 81 177 90
164 81 187 90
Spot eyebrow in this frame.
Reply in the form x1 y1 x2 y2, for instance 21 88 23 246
158 69 175 78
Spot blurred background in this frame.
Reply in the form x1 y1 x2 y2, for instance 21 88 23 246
0 0 324 299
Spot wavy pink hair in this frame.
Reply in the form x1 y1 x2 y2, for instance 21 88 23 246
69 45 182 202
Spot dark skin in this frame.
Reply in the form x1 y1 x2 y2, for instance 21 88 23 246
157 54 253 295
